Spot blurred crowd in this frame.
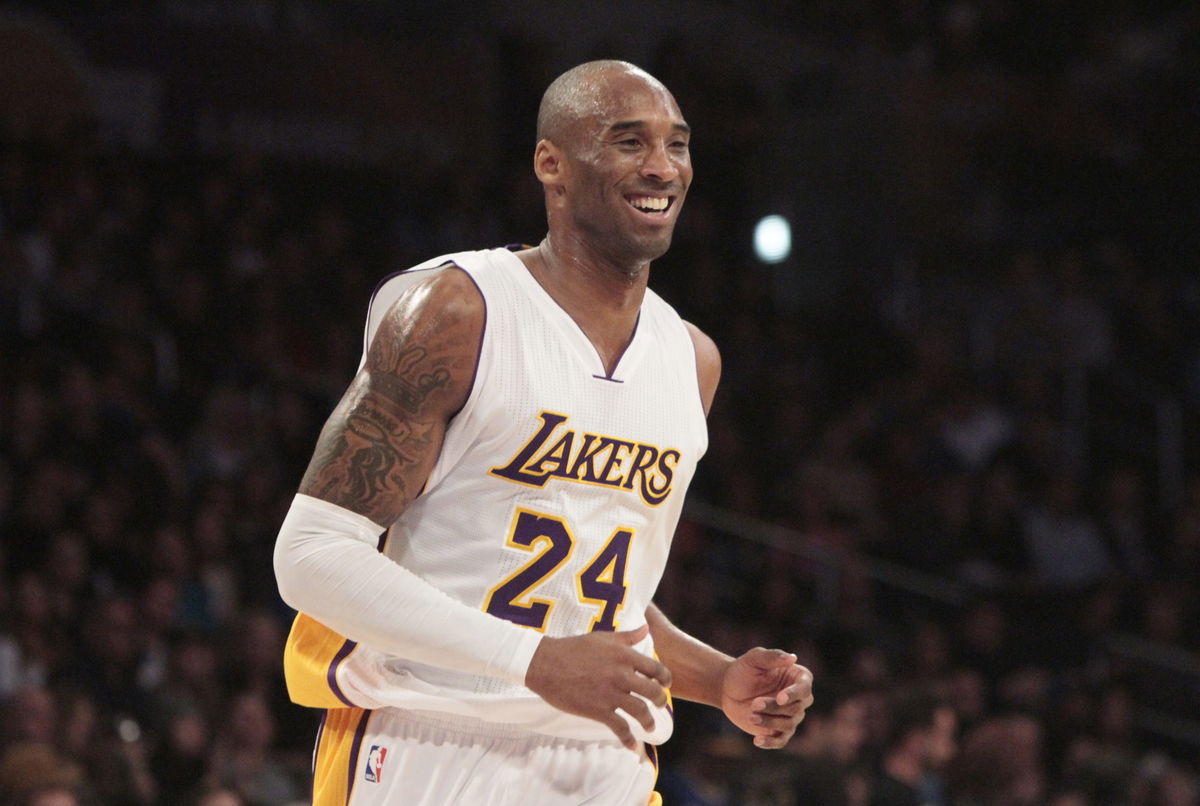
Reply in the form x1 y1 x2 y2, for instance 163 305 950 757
2 2 1200 805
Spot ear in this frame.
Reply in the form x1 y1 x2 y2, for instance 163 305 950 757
533 139 566 189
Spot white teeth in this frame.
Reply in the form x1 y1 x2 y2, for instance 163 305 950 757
631 196 669 212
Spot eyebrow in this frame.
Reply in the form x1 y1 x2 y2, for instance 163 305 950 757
608 120 692 135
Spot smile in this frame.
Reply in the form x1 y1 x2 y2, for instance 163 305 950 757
625 194 674 215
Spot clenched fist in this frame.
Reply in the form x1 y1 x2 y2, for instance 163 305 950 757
720 647 814 749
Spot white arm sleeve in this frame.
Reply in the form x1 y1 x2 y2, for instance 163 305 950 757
273 493 543 686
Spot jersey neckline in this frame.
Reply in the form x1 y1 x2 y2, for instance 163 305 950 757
494 247 648 383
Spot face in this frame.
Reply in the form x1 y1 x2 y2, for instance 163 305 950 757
549 69 692 268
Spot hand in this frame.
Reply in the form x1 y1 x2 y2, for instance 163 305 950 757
719 647 813 749
525 625 672 751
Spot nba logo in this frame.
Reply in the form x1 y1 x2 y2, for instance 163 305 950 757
364 745 387 783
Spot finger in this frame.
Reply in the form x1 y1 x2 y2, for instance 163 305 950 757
765 650 799 667
757 690 814 716
753 728 793 750
777 667 814 703
745 648 798 668
630 653 672 689
745 710 792 735
755 704 809 725
628 672 669 708
617 624 650 645
618 694 656 733
778 686 815 709
605 712 638 752
749 711 804 730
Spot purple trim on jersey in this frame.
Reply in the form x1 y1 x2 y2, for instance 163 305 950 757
362 260 456 356
590 311 641 382
346 710 371 803
326 639 358 707
644 742 659 770
364 258 486 426
312 710 327 774
445 261 487 423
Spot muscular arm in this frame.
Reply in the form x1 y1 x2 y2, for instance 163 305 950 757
684 320 721 417
645 603 730 706
274 268 542 683
299 268 477 522
650 322 815 748
652 322 731 705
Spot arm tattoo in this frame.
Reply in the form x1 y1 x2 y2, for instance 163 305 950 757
371 344 452 414
298 296 465 523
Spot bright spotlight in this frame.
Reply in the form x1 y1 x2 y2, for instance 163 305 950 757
753 215 791 264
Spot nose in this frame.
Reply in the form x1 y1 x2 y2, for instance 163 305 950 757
639 140 680 184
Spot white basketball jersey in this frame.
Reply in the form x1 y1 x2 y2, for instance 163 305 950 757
326 246 708 744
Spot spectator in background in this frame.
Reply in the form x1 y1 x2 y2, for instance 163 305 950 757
1 684 57 750
869 689 957 806
152 705 213 806
221 607 317 760
18 785 83 806
0 712 87 806
948 714 1044 806
788 681 871 806
1021 473 1113 592
56 595 151 726
0 573 60 697
41 531 92 624
210 690 302 806
1130 754 1200 806
192 789 246 806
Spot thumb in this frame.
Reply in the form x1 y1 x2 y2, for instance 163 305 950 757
617 624 650 644
747 647 798 668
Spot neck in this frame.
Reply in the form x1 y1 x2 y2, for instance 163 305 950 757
519 235 649 375
541 232 649 302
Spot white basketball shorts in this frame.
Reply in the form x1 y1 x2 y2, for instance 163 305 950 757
312 707 662 806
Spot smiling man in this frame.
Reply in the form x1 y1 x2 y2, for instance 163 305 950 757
273 60 813 806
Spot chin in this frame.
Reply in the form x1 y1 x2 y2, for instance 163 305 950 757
641 235 674 264
626 225 675 260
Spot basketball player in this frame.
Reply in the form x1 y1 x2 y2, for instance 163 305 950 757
273 60 814 805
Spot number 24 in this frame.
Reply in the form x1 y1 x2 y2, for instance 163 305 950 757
484 509 631 633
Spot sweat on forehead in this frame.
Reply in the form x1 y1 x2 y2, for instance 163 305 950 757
536 60 673 144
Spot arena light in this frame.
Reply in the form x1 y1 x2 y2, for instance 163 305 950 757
753 214 791 264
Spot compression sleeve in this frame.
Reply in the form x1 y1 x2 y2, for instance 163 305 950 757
273 493 543 686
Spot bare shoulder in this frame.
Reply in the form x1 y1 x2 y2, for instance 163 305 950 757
683 320 721 417
379 264 485 342
365 264 484 418
298 264 484 525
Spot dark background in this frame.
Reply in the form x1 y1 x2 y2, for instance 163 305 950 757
1 2 1199 804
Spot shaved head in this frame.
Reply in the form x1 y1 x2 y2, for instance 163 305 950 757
536 60 676 150
531 59 692 270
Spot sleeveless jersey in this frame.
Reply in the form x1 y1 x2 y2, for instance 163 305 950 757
283 247 708 744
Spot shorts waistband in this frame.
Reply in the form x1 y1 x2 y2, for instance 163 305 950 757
388 708 619 748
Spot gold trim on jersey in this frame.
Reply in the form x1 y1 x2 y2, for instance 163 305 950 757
313 707 370 806
284 612 360 709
